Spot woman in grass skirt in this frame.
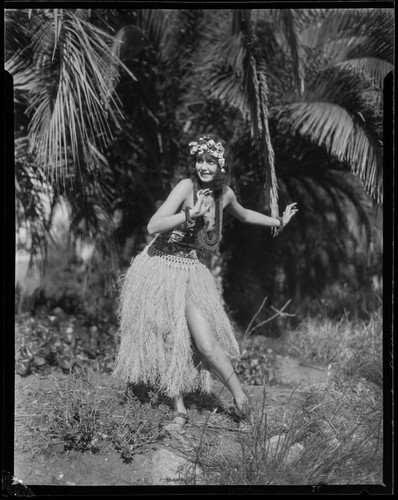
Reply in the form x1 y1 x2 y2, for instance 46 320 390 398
113 134 298 428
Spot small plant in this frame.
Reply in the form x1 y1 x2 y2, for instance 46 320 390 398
15 308 118 377
39 367 111 453
30 366 170 460
110 389 170 463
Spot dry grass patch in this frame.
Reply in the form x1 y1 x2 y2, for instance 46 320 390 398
15 367 171 462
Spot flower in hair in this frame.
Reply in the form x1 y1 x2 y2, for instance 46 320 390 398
189 136 226 169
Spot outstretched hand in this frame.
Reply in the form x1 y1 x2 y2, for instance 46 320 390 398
282 203 298 225
191 189 214 219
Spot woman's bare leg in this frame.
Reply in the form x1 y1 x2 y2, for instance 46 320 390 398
186 303 247 409
166 392 188 429
173 392 187 414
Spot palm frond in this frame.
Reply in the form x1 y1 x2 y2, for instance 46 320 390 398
209 67 248 118
4 9 32 55
136 8 174 62
303 8 393 44
275 62 383 204
253 8 327 31
6 8 136 185
278 101 382 204
302 8 394 63
334 57 393 89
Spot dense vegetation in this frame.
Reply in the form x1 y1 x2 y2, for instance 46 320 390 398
8 7 390 328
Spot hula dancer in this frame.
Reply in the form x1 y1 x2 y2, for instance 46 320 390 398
113 134 298 429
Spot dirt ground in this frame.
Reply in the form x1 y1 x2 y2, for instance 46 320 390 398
13 355 328 488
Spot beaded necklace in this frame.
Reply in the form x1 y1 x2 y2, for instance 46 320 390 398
193 179 223 250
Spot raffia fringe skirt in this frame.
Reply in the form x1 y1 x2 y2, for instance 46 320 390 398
112 243 241 398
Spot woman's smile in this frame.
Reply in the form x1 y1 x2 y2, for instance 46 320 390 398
195 153 219 182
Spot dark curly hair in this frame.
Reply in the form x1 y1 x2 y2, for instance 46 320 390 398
188 134 230 191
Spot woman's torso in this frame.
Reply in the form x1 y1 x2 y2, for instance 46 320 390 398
150 180 229 261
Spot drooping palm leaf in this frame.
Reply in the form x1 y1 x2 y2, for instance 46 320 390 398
275 62 383 204
6 8 136 185
278 101 382 204
334 57 393 89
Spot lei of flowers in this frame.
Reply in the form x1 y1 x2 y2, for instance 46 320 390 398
189 136 226 172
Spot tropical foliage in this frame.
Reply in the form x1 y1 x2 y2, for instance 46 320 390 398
7 7 391 321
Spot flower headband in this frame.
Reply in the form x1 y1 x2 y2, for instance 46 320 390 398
189 136 226 172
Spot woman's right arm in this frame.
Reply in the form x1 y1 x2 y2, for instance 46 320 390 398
147 179 214 235
147 179 191 235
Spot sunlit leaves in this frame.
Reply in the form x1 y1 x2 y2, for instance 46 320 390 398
6 8 136 185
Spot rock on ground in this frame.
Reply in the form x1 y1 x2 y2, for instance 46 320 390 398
151 448 204 485
266 435 304 465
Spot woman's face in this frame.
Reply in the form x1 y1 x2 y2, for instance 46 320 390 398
195 152 219 184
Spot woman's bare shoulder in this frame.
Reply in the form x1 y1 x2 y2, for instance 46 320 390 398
168 178 193 197
223 186 236 205
176 178 193 190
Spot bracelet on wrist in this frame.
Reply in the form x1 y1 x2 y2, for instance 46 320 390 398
185 206 194 223
276 216 284 233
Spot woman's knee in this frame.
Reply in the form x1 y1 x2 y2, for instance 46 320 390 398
195 338 218 360
186 303 219 360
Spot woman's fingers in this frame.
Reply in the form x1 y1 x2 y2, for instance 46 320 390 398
282 203 299 219
195 197 204 210
194 189 214 215
196 190 213 207
197 189 212 196
285 203 298 213
199 199 214 215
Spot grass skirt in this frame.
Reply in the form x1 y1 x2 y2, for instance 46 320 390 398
113 243 240 398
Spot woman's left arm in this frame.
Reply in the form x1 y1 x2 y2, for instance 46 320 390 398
224 187 298 228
